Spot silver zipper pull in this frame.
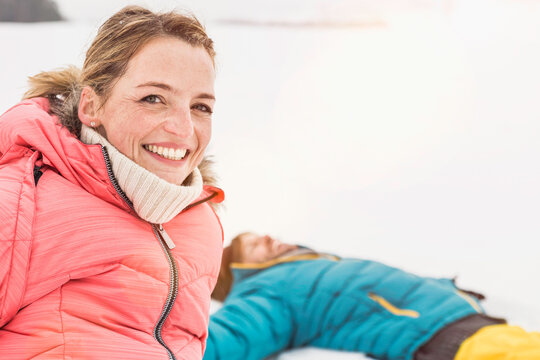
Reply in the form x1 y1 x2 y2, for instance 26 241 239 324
158 224 176 249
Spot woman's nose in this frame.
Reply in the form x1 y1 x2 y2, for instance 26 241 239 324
163 107 194 138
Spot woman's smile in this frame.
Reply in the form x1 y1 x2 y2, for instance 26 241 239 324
143 144 189 161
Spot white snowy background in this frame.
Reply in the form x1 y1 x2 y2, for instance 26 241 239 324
1 0 539 358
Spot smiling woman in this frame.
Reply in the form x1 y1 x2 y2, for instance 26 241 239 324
78 36 215 185
0 6 224 360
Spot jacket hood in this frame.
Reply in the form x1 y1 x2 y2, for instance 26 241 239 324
0 98 127 207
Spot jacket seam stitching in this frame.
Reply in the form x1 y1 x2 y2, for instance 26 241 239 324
170 274 218 355
60 283 67 359
0 149 32 320
177 273 217 290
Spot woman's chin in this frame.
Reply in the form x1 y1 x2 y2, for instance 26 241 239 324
140 164 191 185
161 171 191 185
139 154 193 185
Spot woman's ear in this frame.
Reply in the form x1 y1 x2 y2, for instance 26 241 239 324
78 86 100 127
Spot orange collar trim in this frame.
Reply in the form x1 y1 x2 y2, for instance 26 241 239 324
230 253 339 270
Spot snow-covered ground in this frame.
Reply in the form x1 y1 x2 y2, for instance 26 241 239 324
1 0 539 358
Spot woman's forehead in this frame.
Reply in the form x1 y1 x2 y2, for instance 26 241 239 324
121 37 215 92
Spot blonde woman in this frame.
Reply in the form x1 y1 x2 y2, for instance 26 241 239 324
0 6 224 359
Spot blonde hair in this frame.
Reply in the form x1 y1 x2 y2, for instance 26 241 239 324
23 5 215 137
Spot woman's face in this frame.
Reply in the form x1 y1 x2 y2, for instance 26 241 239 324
93 37 215 185
237 233 298 263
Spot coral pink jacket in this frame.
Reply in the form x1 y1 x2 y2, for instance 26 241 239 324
0 98 224 359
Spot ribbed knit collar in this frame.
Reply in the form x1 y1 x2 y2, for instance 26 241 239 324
80 125 203 224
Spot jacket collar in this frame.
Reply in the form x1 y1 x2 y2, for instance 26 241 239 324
229 248 339 284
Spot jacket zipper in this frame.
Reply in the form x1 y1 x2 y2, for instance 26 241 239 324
152 224 179 360
101 146 179 360
101 146 133 208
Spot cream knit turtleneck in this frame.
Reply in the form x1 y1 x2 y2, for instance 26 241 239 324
80 125 203 224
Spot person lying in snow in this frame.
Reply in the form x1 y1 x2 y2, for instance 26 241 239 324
204 232 540 360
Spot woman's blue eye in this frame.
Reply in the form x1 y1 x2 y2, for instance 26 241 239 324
142 95 162 103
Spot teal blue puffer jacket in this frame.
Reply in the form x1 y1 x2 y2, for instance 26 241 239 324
204 256 484 360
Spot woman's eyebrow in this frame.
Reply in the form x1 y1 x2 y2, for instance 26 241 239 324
197 93 216 101
136 82 172 91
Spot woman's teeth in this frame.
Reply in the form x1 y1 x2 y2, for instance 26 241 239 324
144 144 187 160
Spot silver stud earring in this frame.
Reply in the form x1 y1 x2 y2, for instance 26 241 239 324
90 121 96 127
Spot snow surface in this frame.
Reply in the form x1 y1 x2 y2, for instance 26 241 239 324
1 0 539 359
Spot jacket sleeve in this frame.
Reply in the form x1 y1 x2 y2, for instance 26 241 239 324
204 291 294 360
0 146 38 327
